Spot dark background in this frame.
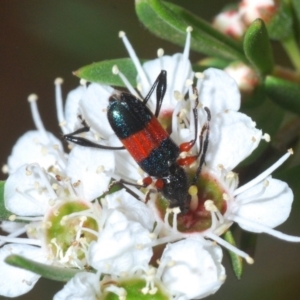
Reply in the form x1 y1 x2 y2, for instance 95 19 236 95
0 1 299 299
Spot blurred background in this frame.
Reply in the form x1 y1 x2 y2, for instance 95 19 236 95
0 1 299 299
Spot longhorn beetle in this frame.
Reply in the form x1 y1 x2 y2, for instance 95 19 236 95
64 70 210 213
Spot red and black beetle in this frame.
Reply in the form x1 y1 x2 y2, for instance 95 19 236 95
64 70 210 213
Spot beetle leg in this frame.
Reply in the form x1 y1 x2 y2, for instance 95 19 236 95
143 70 167 118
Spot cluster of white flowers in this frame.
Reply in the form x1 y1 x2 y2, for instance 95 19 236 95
213 0 277 39
1 25 299 300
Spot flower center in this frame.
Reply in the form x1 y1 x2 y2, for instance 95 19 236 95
157 172 227 233
45 201 98 261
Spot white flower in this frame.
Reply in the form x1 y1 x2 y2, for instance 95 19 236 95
158 238 225 299
54 272 101 300
88 190 154 276
1 79 116 297
224 63 259 93
111 28 299 266
213 10 246 40
239 0 277 25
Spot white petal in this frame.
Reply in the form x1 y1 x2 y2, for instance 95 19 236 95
0 221 24 233
161 238 225 299
0 244 48 297
235 177 293 232
54 272 100 300
5 165 53 216
206 110 262 170
79 83 114 139
66 146 115 201
141 54 193 112
64 85 85 132
88 210 152 275
7 131 64 174
105 189 155 231
200 68 240 115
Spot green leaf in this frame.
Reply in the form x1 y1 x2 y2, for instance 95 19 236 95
135 0 247 62
267 0 293 41
5 254 83 282
243 19 274 75
223 230 243 279
264 76 300 115
292 0 300 39
0 181 12 221
74 58 139 87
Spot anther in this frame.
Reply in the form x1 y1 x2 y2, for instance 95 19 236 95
112 65 119 75
245 256 254 264
186 26 193 32
157 48 164 57
174 90 184 100
80 78 87 85
185 79 193 87
262 133 271 142
54 77 64 85
2 164 8 174
195 72 204 79
118 31 126 38
28 94 38 102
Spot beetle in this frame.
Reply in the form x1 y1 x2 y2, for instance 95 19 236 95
64 70 210 213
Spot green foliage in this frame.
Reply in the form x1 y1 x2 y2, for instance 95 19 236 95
5 255 82 282
135 0 246 62
264 76 300 115
223 230 243 279
244 19 274 76
75 58 140 86
0 181 12 221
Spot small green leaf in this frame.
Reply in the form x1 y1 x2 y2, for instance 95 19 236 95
5 254 83 282
264 76 300 115
0 181 12 221
74 58 139 87
135 0 247 62
267 0 293 41
223 230 243 279
243 19 274 75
